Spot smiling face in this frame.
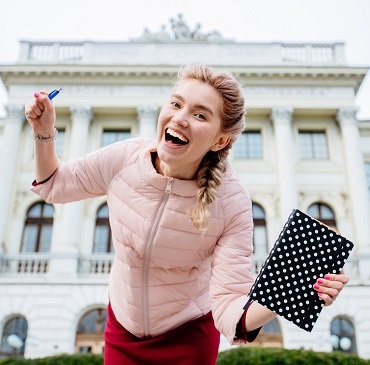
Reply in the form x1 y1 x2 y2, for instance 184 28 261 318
155 79 230 180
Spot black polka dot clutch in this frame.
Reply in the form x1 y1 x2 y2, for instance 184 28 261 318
245 209 354 332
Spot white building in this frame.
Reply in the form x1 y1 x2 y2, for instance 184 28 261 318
0 15 369 359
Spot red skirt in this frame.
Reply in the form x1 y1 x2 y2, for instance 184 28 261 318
104 303 220 365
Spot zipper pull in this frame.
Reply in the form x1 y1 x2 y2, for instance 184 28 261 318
166 177 173 193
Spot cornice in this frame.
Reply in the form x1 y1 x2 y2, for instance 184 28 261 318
0 67 367 102
0 65 367 90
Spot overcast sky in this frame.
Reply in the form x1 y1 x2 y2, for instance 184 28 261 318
1 0 369 118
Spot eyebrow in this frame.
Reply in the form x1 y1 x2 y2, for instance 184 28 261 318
171 93 214 117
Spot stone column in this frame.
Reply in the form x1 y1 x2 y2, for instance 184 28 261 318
337 107 370 253
48 106 93 275
270 107 297 221
0 105 24 252
138 105 158 138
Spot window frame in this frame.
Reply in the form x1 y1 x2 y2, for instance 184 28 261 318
21 202 54 253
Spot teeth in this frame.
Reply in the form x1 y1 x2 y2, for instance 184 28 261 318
167 128 188 143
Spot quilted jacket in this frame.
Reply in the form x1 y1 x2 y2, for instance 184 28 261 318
31 137 255 344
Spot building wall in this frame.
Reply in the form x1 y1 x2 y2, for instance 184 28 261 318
0 34 369 359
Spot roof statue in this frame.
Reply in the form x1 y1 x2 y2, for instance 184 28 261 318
131 13 232 43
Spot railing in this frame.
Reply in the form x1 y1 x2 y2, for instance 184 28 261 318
0 253 365 280
16 40 346 66
78 254 114 274
0 254 49 274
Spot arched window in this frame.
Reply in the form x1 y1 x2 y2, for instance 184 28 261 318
307 203 336 229
252 318 283 348
75 308 106 354
93 204 113 253
252 203 268 256
21 202 54 253
331 316 357 354
0 316 28 357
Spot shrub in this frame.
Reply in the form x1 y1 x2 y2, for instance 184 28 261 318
0 354 103 365
216 347 370 365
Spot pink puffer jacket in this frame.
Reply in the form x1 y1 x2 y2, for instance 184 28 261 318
31 137 254 344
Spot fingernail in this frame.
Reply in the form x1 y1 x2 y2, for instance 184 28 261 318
314 284 320 290
318 279 324 284
318 292 322 296
324 274 331 280
34 92 40 97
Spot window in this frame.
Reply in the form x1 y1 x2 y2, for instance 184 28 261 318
21 203 54 253
307 203 336 229
75 308 106 354
0 316 28 357
55 128 65 158
101 129 131 147
252 203 268 256
93 204 113 253
234 131 262 159
299 131 329 159
365 162 370 196
252 318 283 348
331 317 357 354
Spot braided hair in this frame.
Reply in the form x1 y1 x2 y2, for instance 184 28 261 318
174 64 246 231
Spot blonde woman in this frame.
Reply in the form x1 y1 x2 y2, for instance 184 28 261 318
25 64 348 364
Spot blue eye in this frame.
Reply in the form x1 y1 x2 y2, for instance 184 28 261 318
195 113 206 120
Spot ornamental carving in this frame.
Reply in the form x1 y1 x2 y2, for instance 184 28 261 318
336 107 358 127
132 14 231 43
270 106 293 125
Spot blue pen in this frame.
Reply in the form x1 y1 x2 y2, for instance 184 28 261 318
48 88 62 100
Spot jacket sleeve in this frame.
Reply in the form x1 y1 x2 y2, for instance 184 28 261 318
30 139 138 204
209 180 256 344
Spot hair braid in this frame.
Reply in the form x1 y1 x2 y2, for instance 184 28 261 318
188 148 230 231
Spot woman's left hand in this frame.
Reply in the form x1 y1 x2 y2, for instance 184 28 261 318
313 271 349 306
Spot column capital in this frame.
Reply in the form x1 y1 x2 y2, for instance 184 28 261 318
69 105 93 124
336 107 359 127
5 104 26 123
137 104 159 120
270 106 293 126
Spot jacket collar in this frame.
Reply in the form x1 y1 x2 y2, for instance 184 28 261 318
138 141 198 198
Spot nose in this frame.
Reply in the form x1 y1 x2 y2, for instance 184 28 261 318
172 110 189 127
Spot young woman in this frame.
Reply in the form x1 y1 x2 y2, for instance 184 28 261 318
25 64 348 364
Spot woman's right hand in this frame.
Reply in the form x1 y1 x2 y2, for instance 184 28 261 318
25 91 56 136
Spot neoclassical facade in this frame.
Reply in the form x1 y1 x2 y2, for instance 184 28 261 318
0 15 369 359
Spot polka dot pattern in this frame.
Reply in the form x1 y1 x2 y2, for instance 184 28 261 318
246 209 354 332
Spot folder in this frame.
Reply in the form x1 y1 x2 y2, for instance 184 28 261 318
245 209 354 332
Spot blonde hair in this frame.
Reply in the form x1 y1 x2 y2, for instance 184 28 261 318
174 64 246 231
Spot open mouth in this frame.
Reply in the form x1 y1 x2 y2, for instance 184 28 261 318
165 128 189 146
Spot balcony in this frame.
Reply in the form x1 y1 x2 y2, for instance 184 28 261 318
0 253 365 282
16 40 346 67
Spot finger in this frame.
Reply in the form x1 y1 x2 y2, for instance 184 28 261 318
323 273 349 285
317 292 334 306
315 278 345 291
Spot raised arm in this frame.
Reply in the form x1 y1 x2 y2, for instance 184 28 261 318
25 91 59 182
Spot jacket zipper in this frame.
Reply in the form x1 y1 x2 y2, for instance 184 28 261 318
142 177 173 338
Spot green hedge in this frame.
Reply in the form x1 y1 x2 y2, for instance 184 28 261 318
0 354 102 365
1 348 369 365
217 347 370 365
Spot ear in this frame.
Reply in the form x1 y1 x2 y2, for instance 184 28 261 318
211 133 231 152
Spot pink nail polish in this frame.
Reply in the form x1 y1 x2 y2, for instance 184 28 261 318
324 274 331 280
318 279 324 284
34 92 40 97
318 292 322 296
314 284 320 290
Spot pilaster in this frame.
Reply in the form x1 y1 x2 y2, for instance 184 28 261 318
337 107 370 256
0 105 25 252
137 105 158 139
48 106 93 275
270 106 297 221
